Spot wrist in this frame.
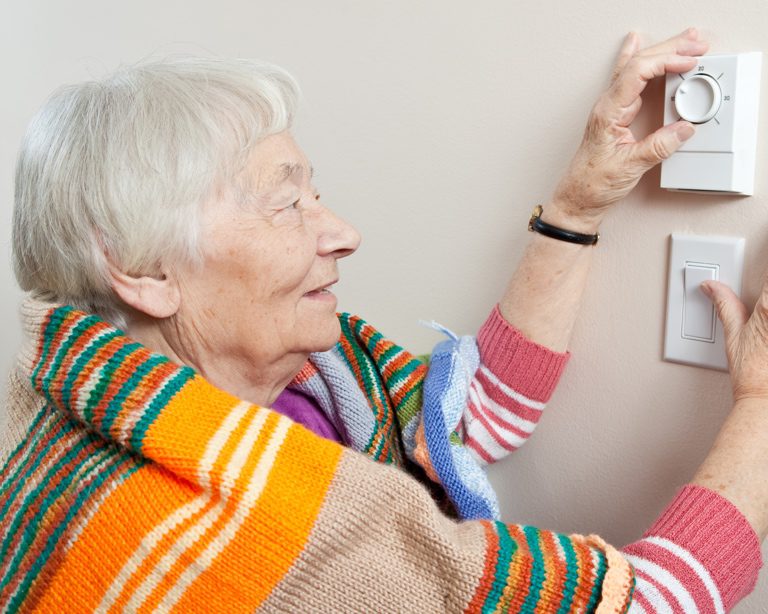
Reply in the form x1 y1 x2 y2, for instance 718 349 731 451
545 199 603 234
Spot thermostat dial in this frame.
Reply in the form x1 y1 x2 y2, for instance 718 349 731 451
674 73 722 123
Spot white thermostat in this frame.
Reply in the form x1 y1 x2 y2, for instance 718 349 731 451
660 53 762 195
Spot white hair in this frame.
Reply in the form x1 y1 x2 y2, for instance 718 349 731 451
12 56 299 327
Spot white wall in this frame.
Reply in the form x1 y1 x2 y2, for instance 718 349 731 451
2 1 767 610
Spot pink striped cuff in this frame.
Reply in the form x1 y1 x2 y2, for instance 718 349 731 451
623 484 762 612
477 305 570 402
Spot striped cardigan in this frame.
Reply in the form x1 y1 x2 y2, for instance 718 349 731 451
0 299 761 612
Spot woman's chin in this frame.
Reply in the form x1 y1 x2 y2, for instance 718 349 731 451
302 315 342 353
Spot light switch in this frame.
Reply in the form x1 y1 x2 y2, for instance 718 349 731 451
660 52 762 195
682 263 717 341
664 234 744 370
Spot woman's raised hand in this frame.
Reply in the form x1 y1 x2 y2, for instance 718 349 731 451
703 278 768 402
550 28 709 232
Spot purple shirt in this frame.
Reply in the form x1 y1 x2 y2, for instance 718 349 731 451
272 387 343 443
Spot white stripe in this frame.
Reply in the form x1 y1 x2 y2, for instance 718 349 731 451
95 401 251 613
478 364 545 411
124 407 270 611
156 417 292 612
75 357 113 417
627 600 648 614
464 415 525 463
630 573 674 614
64 453 132 551
69 327 117 414
198 401 252 490
642 536 724 614
468 384 537 434
625 554 696 614
37 313 88 384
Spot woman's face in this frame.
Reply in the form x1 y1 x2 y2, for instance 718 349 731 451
174 131 360 365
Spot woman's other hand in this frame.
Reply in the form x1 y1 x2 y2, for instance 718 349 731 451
550 28 709 232
689 277 768 540
702 279 768 402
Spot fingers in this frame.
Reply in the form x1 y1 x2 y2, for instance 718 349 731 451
635 27 708 59
632 120 695 170
608 53 699 110
607 28 709 111
701 280 749 342
610 32 641 82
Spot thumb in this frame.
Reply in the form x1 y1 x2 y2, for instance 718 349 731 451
701 280 749 343
634 121 696 170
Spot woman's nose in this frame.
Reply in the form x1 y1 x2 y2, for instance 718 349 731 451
315 205 361 259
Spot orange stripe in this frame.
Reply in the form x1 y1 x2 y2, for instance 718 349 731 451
570 539 597 610
47 318 107 401
538 530 567 609
111 406 260 610
390 365 426 406
109 494 221 612
68 336 125 410
174 425 342 611
109 361 178 439
90 348 150 430
31 465 200 613
34 310 80 388
465 521 500 613
498 525 532 613
141 377 242 483
137 412 281 611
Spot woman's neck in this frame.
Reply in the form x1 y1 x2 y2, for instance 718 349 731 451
123 312 309 407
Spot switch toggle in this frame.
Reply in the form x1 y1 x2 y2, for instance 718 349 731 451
664 234 744 371
682 263 718 341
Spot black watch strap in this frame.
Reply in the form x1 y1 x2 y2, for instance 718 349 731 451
528 205 599 245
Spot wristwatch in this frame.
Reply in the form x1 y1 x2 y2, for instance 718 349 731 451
528 205 600 246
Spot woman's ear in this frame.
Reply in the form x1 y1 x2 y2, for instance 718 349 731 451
107 262 181 319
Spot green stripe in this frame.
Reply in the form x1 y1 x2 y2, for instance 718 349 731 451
0 413 72 536
585 548 607 612
555 534 579 614
382 354 421 391
130 367 195 451
30 306 74 389
483 521 517 613
83 342 142 423
353 319 396 461
40 313 102 406
392 380 423 427
353 319 390 414
100 354 169 435
61 329 121 410
520 526 546 612
0 426 93 580
338 318 386 456
0 406 49 492
9 455 144 611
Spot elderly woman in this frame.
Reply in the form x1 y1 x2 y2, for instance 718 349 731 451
1 28 766 612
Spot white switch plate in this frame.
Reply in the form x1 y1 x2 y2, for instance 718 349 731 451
661 52 762 195
664 234 744 370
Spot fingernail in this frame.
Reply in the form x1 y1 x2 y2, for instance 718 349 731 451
700 281 713 298
677 123 695 141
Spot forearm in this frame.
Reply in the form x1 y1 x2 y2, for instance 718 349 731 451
498 200 598 352
691 397 768 540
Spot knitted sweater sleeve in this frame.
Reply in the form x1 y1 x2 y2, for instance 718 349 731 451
461 305 569 465
621 485 762 613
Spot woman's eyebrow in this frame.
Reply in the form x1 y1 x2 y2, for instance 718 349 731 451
280 163 314 181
